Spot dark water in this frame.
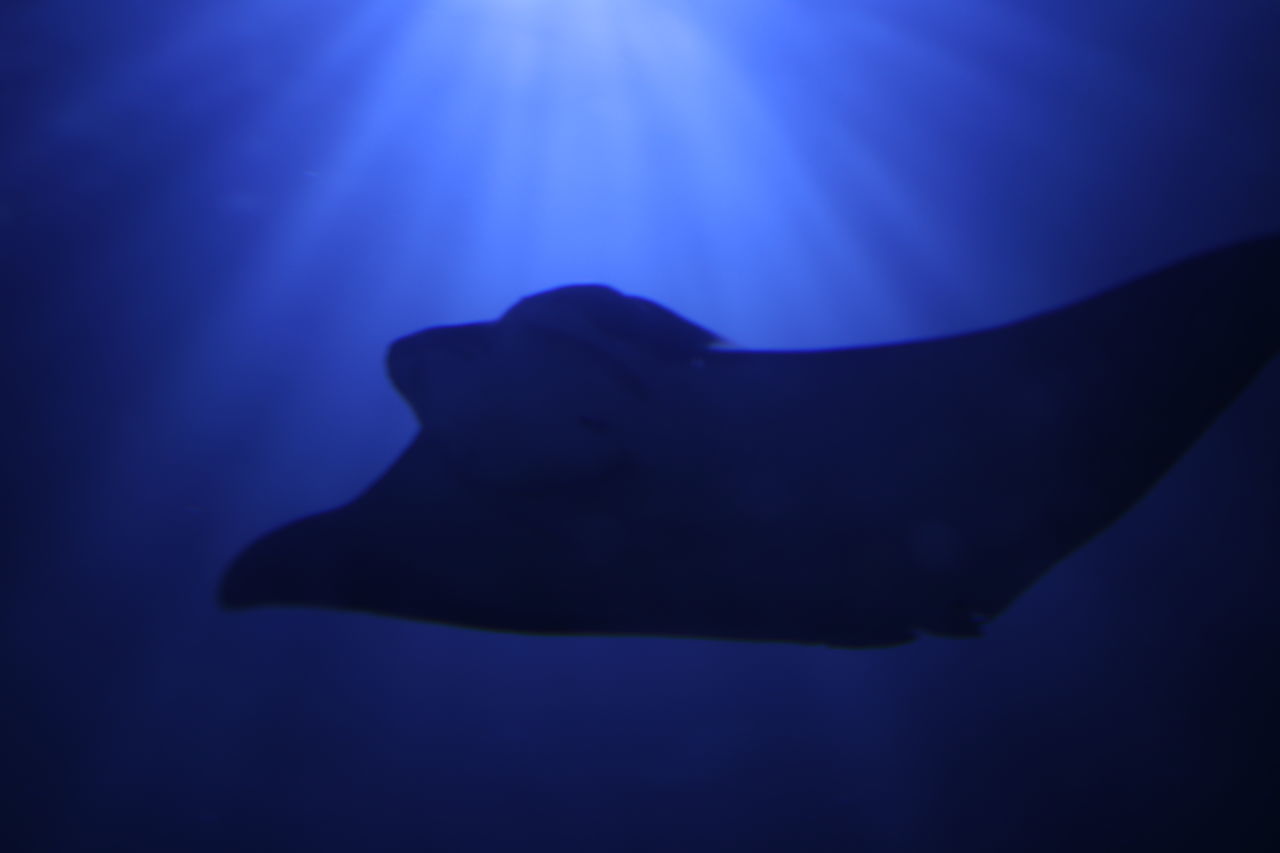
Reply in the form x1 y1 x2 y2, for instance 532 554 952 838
3 2 1279 851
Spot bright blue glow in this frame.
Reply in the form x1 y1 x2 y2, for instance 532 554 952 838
12 0 1274 346
4 1 1279 850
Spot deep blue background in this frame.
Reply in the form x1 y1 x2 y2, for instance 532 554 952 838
3 2 1279 851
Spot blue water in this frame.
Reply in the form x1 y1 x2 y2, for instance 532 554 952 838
3 1 1279 851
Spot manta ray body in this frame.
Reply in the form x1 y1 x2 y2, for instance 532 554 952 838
222 235 1280 647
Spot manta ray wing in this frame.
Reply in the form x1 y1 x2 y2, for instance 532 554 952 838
222 236 1280 647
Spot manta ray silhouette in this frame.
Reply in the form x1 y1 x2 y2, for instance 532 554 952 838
222 235 1280 647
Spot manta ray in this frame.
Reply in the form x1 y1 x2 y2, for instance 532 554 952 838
221 235 1280 647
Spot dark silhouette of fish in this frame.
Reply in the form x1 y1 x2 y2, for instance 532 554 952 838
221 235 1280 647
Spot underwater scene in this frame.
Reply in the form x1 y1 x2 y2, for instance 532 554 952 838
3 1 1279 851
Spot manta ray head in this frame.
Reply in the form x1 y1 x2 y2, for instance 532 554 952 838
385 285 721 490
